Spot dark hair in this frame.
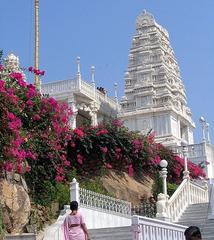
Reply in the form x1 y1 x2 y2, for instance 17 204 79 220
184 226 202 239
70 201 78 211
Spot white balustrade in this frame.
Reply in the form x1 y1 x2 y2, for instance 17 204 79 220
80 80 95 99
96 91 118 110
132 215 186 240
71 178 131 216
167 179 208 222
42 78 118 111
170 143 205 159
42 79 77 95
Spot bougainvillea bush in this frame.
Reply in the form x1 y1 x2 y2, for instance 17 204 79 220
0 57 72 202
67 120 205 184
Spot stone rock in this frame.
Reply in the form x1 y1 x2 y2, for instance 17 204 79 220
101 170 153 205
0 177 31 233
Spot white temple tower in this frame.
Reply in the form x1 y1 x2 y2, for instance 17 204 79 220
118 11 195 146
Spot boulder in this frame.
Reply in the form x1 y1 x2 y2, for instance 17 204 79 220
0 175 31 233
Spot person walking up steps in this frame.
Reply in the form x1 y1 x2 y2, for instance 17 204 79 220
63 201 90 240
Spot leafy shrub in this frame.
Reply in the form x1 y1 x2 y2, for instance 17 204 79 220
0 55 72 204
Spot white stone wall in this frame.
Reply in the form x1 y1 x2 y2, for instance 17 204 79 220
80 207 131 229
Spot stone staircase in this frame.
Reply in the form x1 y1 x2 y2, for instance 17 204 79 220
177 203 214 240
89 226 132 240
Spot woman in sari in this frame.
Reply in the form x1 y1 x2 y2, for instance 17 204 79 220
63 201 90 240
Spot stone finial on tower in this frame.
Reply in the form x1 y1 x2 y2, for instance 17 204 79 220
91 66 95 85
114 82 119 105
76 56 81 89
91 66 96 98
77 56 81 77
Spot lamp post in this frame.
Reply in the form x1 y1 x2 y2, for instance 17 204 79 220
160 159 168 197
156 159 170 221
181 140 189 179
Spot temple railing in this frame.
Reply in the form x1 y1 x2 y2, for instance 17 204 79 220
171 143 206 159
41 78 118 109
42 79 77 95
167 178 208 222
79 187 131 216
70 178 131 216
132 215 187 240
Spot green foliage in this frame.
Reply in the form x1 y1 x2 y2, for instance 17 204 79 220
167 182 178 196
152 172 178 199
33 181 57 206
152 172 163 200
55 183 70 209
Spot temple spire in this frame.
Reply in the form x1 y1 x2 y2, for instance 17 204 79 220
34 0 40 89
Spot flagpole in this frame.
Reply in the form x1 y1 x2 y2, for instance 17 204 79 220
34 0 40 89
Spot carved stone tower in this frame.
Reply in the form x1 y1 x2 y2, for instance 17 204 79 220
118 11 195 146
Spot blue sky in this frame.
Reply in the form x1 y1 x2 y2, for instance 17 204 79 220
1 0 214 143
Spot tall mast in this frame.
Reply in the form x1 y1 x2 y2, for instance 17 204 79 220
34 0 40 89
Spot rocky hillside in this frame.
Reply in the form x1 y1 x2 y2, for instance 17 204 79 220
101 170 153 205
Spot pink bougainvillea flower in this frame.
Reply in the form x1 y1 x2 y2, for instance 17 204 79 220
70 142 76 148
96 129 108 136
17 163 23 174
26 99 34 107
64 161 71 167
77 154 83 164
100 147 108 153
115 147 121 153
106 163 112 169
0 64 4 71
4 162 13 172
128 164 134 177
0 80 5 91
112 119 123 127
74 128 85 138
40 70 45 76
7 112 16 121
147 132 156 144
26 86 37 98
152 155 161 165
28 66 33 72
55 175 64 182
32 114 41 121
26 165 31 172
8 118 22 130
10 72 23 81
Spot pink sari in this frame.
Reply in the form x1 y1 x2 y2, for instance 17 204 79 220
62 212 86 240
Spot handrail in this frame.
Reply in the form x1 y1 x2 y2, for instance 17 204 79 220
79 187 131 216
167 178 208 222
168 179 187 204
132 215 186 240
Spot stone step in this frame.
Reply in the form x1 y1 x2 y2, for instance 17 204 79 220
89 226 132 240
177 203 214 240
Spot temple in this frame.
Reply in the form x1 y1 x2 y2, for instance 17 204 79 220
118 11 195 147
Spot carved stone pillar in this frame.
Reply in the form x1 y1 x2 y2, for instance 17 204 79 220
68 97 78 129
90 102 99 126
